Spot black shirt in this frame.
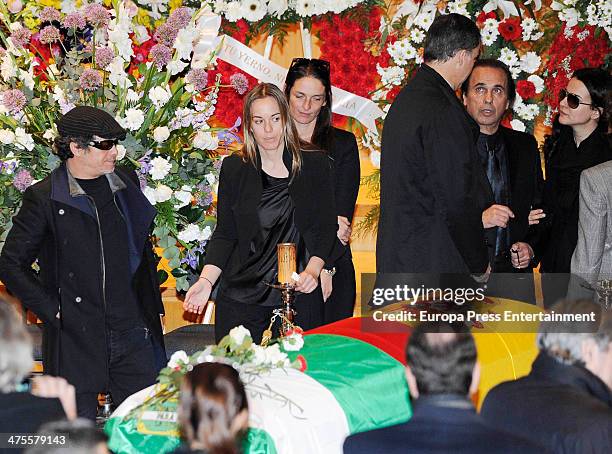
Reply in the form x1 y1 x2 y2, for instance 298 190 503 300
76 176 144 329
218 171 308 307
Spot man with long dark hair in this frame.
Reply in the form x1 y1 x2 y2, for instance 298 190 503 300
0 106 166 419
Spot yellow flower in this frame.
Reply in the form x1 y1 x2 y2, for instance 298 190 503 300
154 18 165 28
169 0 183 13
103 0 113 7
38 0 61 8
135 9 151 28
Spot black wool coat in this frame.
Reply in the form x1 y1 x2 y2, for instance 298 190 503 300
376 64 493 274
204 148 337 273
0 164 164 392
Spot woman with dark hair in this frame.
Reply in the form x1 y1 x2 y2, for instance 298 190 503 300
539 67 611 306
183 83 336 342
175 362 248 454
284 58 361 323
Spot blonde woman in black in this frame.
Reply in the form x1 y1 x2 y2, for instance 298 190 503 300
184 83 337 342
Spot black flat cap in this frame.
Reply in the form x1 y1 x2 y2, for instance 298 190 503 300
57 106 126 140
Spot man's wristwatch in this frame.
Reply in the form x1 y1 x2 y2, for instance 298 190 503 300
322 267 336 277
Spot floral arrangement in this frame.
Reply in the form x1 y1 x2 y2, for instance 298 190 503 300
158 325 307 398
0 1 253 291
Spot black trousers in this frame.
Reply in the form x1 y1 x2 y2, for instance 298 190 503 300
324 252 357 323
76 325 160 420
215 287 325 344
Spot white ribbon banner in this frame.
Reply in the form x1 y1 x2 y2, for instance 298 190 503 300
191 13 383 131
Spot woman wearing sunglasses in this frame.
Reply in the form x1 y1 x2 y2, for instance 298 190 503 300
284 58 361 323
183 83 336 343
539 67 611 307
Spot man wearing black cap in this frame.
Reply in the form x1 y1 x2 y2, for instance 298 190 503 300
0 106 166 419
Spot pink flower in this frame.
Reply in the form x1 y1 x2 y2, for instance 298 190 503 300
9 27 31 48
2 89 27 113
168 7 192 29
83 3 111 28
79 69 103 91
154 22 179 47
230 73 249 95
186 68 209 92
13 169 33 192
63 12 86 30
39 25 61 44
95 46 114 69
38 6 61 23
149 43 172 69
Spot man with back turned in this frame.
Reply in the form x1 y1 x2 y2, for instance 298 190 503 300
376 14 492 275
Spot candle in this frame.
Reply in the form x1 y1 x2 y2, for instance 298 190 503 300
277 243 296 284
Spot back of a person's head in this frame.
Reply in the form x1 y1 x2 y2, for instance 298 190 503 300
178 362 248 454
537 299 604 366
423 13 480 63
406 321 477 396
0 300 33 392
25 418 108 454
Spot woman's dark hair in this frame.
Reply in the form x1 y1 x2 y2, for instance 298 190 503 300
544 67 611 159
284 58 333 151
53 136 91 161
573 67 611 131
178 362 248 454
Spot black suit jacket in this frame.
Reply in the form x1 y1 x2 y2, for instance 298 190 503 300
481 352 612 453
329 127 360 222
343 395 544 454
377 64 493 274
204 148 337 271
488 126 543 269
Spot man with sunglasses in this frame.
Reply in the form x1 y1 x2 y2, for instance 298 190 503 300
461 59 544 304
0 106 166 419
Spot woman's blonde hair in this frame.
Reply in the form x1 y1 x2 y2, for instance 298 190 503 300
240 83 303 176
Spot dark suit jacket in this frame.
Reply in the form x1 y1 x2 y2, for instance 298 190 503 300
343 394 543 454
539 128 611 273
329 127 360 222
488 126 543 270
481 352 612 453
377 64 493 274
204 148 337 271
0 164 164 392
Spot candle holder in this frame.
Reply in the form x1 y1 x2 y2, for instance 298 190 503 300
261 243 300 345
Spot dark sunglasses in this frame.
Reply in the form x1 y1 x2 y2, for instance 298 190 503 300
559 89 593 109
290 57 330 74
88 138 120 150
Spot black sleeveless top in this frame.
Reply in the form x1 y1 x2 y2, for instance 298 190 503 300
218 171 308 306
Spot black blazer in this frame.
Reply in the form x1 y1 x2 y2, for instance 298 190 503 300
343 395 544 454
204 148 337 271
377 64 493 274
539 128 611 272
329 127 360 222
481 352 612 452
493 126 543 264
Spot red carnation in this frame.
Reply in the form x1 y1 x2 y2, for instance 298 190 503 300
477 11 496 25
516 80 536 99
498 17 522 41
296 354 307 372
